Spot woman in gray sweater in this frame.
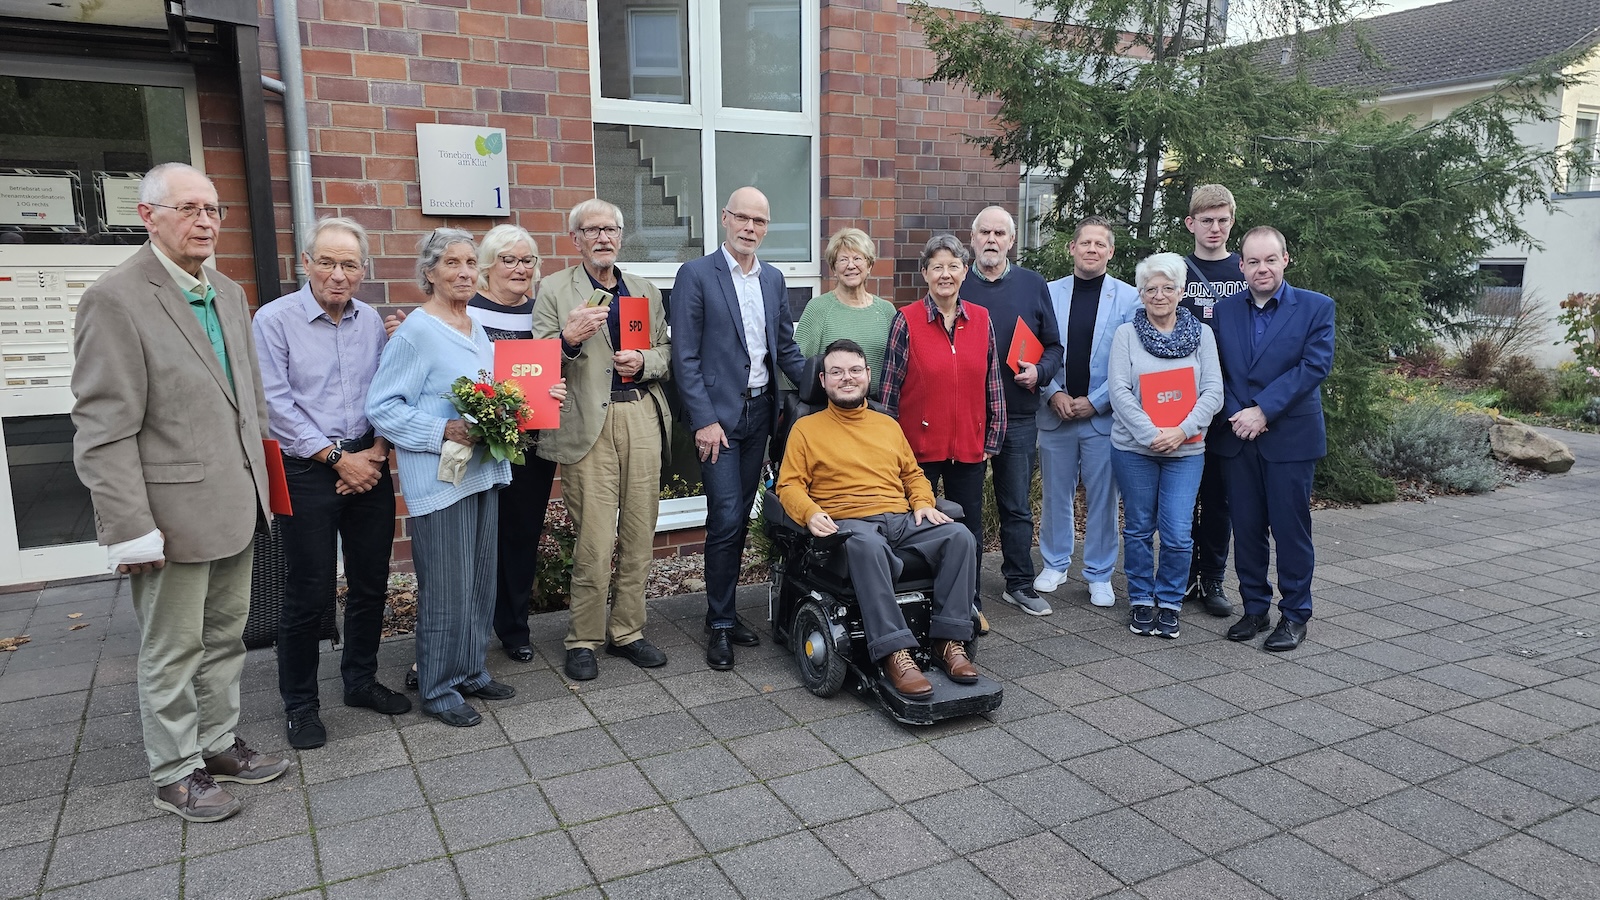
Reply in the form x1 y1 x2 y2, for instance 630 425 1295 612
1107 252 1223 639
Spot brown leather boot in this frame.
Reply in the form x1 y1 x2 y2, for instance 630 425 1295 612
934 640 979 684
881 649 933 699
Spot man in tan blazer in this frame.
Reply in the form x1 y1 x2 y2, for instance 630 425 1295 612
533 198 672 682
71 162 289 823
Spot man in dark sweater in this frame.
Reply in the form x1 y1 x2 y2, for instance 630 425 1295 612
961 206 1064 620
1178 185 1249 618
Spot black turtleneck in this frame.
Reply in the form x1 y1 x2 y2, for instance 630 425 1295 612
1063 272 1105 397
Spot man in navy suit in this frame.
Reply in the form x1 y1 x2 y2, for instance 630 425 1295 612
1209 226 1334 652
671 186 807 670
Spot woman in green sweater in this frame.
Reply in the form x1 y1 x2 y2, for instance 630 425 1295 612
794 228 898 395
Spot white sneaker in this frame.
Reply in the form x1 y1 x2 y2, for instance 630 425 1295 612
1088 581 1116 608
1033 568 1068 593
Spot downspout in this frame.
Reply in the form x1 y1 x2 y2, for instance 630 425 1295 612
270 0 314 285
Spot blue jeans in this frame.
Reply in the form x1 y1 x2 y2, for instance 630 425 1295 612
989 415 1038 591
699 395 773 627
1110 449 1204 610
1037 417 1119 581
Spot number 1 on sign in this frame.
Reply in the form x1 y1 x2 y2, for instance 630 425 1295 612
493 187 503 209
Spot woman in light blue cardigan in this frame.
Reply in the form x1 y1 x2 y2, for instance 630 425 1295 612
1107 252 1223 641
367 229 521 727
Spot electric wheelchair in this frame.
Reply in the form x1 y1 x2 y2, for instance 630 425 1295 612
761 356 1004 725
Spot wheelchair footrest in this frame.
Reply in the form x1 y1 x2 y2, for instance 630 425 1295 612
865 670 1004 726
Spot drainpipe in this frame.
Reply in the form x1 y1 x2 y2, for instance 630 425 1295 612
271 0 314 285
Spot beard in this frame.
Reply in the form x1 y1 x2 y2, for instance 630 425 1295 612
830 394 866 409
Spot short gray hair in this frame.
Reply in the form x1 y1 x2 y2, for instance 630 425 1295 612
568 198 625 233
970 205 1016 237
920 234 970 269
139 162 207 205
303 216 369 262
477 224 538 291
416 228 476 294
1135 252 1187 293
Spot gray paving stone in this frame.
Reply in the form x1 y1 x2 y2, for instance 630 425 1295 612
396 715 509 764
1362 787 1513 854
433 783 558 852
1196 713 1322 764
514 726 625 780
1056 806 1202 882
1481 747 1600 804
1530 808 1600 863
0 691 89 730
1132 728 1258 782
1134 786 1277 855
1219 833 1378 900
315 804 444 882
41 863 178 900
990 765 1118 827
1211 767 1349 828
968 831 1121 900
1076 655 1179 692
1258 698 1378 744
1463 832 1600 900
571 805 702 881
1315 685 1429 727
931 724 1050 781
905 784 1041 854
541 761 661 825
804 709 919 759
62 743 148 789
1274 747 1410 805
675 783 801 852
1427 766 1572 828
295 728 411 785
658 668 760 708
1013 668 1121 708
183 833 320 900
1393 712 1520 762
770 762 894 826
1444 699 1576 744
816 808 953 882
416 744 530 802
1130 682 1243 726
1072 695 1185 742
637 741 755 802
307 764 425 827
454 831 593 900
494 694 599 742
0 841 47 900
715 830 860 900
1134 859 1278 900
1346 641 1440 674
689 695 798 740
1413 663 1521 700
872 857 1011 900
579 679 682 724
1498 687 1600 728
1193 670 1299 708
1292 809 1447 880
850 743 975 804
0 796 57 852
1336 729 1467 782
726 724 842 779
1396 860 1540 900
325 858 462 900
1002 710 1121 761
43 816 179 889
1064 745 1192 805
180 784 311 857
601 857 742 900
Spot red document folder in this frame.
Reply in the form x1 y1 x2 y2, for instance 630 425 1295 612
617 296 649 382
493 339 562 430
262 440 293 515
1139 366 1202 444
1007 317 1043 375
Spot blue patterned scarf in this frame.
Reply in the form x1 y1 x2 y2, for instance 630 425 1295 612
1133 307 1202 359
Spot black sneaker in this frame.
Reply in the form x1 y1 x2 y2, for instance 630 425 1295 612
344 681 412 716
1198 578 1233 618
1129 605 1156 636
1155 608 1180 639
286 707 326 750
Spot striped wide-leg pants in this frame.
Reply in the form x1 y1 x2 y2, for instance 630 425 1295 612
409 488 500 714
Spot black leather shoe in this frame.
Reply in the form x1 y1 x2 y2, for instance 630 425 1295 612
1198 579 1234 618
706 627 735 670
425 703 482 728
706 618 760 647
606 639 667 668
1264 618 1308 652
405 667 418 691
464 680 516 700
1226 612 1272 642
505 645 534 662
344 681 412 715
564 648 598 681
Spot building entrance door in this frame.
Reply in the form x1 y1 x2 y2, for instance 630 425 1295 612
0 58 202 586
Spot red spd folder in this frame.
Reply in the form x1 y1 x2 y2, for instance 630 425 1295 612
1139 366 1202 444
1007 317 1043 375
493 338 562 430
261 440 293 515
618 296 650 383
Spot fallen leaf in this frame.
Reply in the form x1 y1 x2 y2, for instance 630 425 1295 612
0 635 30 651
69 623 91 631
66 612 83 619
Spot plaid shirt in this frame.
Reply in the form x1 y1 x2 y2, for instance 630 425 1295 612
879 295 1007 457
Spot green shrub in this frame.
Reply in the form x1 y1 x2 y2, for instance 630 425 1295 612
1494 355 1551 412
1455 337 1499 379
1360 400 1498 494
532 499 576 612
1554 361 1594 403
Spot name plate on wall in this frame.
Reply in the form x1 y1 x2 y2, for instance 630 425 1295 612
416 124 510 217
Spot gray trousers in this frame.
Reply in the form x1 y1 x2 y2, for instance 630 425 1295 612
836 513 976 661
409 489 499 714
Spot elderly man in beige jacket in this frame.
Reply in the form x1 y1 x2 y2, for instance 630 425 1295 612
71 162 288 823
533 199 672 682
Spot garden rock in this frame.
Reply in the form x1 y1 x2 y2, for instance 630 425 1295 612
1489 416 1575 473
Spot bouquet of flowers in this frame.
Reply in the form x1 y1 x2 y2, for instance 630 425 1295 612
445 370 535 465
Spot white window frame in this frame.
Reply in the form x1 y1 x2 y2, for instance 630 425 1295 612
1568 108 1599 195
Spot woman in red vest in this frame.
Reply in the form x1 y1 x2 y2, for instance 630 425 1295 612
880 234 1007 629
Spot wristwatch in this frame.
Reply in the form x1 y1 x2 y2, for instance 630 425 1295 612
324 446 343 466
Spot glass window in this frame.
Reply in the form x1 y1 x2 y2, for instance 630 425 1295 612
598 0 691 104
5 415 94 549
1569 111 1597 193
594 124 705 263
721 0 801 111
715 131 809 262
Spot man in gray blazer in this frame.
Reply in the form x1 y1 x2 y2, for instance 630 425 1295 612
71 162 288 823
534 198 673 682
669 186 807 670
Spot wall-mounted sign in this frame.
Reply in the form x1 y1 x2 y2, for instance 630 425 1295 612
0 172 78 228
95 172 144 229
416 124 510 217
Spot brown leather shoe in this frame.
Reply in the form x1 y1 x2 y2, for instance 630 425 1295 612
154 768 241 823
204 736 290 785
934 640 979 684
881 649 933 699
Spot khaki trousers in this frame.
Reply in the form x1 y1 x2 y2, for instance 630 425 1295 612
563 397 661 650
129 542 253 787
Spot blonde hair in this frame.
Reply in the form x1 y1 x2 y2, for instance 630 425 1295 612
1188 184 1236 217
824 227 876 271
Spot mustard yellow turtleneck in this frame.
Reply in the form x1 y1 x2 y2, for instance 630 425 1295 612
776 401 936 526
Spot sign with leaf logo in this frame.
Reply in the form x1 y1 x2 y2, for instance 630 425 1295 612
416 124 510 217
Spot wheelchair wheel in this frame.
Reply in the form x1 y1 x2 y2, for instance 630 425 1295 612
793 599 848 698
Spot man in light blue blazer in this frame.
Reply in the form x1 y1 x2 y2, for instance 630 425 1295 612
670 186 808 671
1034 216 1140 608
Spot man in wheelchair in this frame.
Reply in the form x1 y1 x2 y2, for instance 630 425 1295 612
774 339 979 699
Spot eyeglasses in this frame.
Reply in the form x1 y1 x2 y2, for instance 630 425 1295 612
148 202 227 221
1141 284 1179 297
578 225 621 239
498 255 536 268
724 211 769 229
825 366 868 381
1194 216 1232 228
925 264 964 276
310 257 364 275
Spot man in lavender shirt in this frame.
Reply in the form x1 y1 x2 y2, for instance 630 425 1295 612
253 217 410 750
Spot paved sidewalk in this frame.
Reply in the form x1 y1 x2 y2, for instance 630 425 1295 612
4 431 1600 900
